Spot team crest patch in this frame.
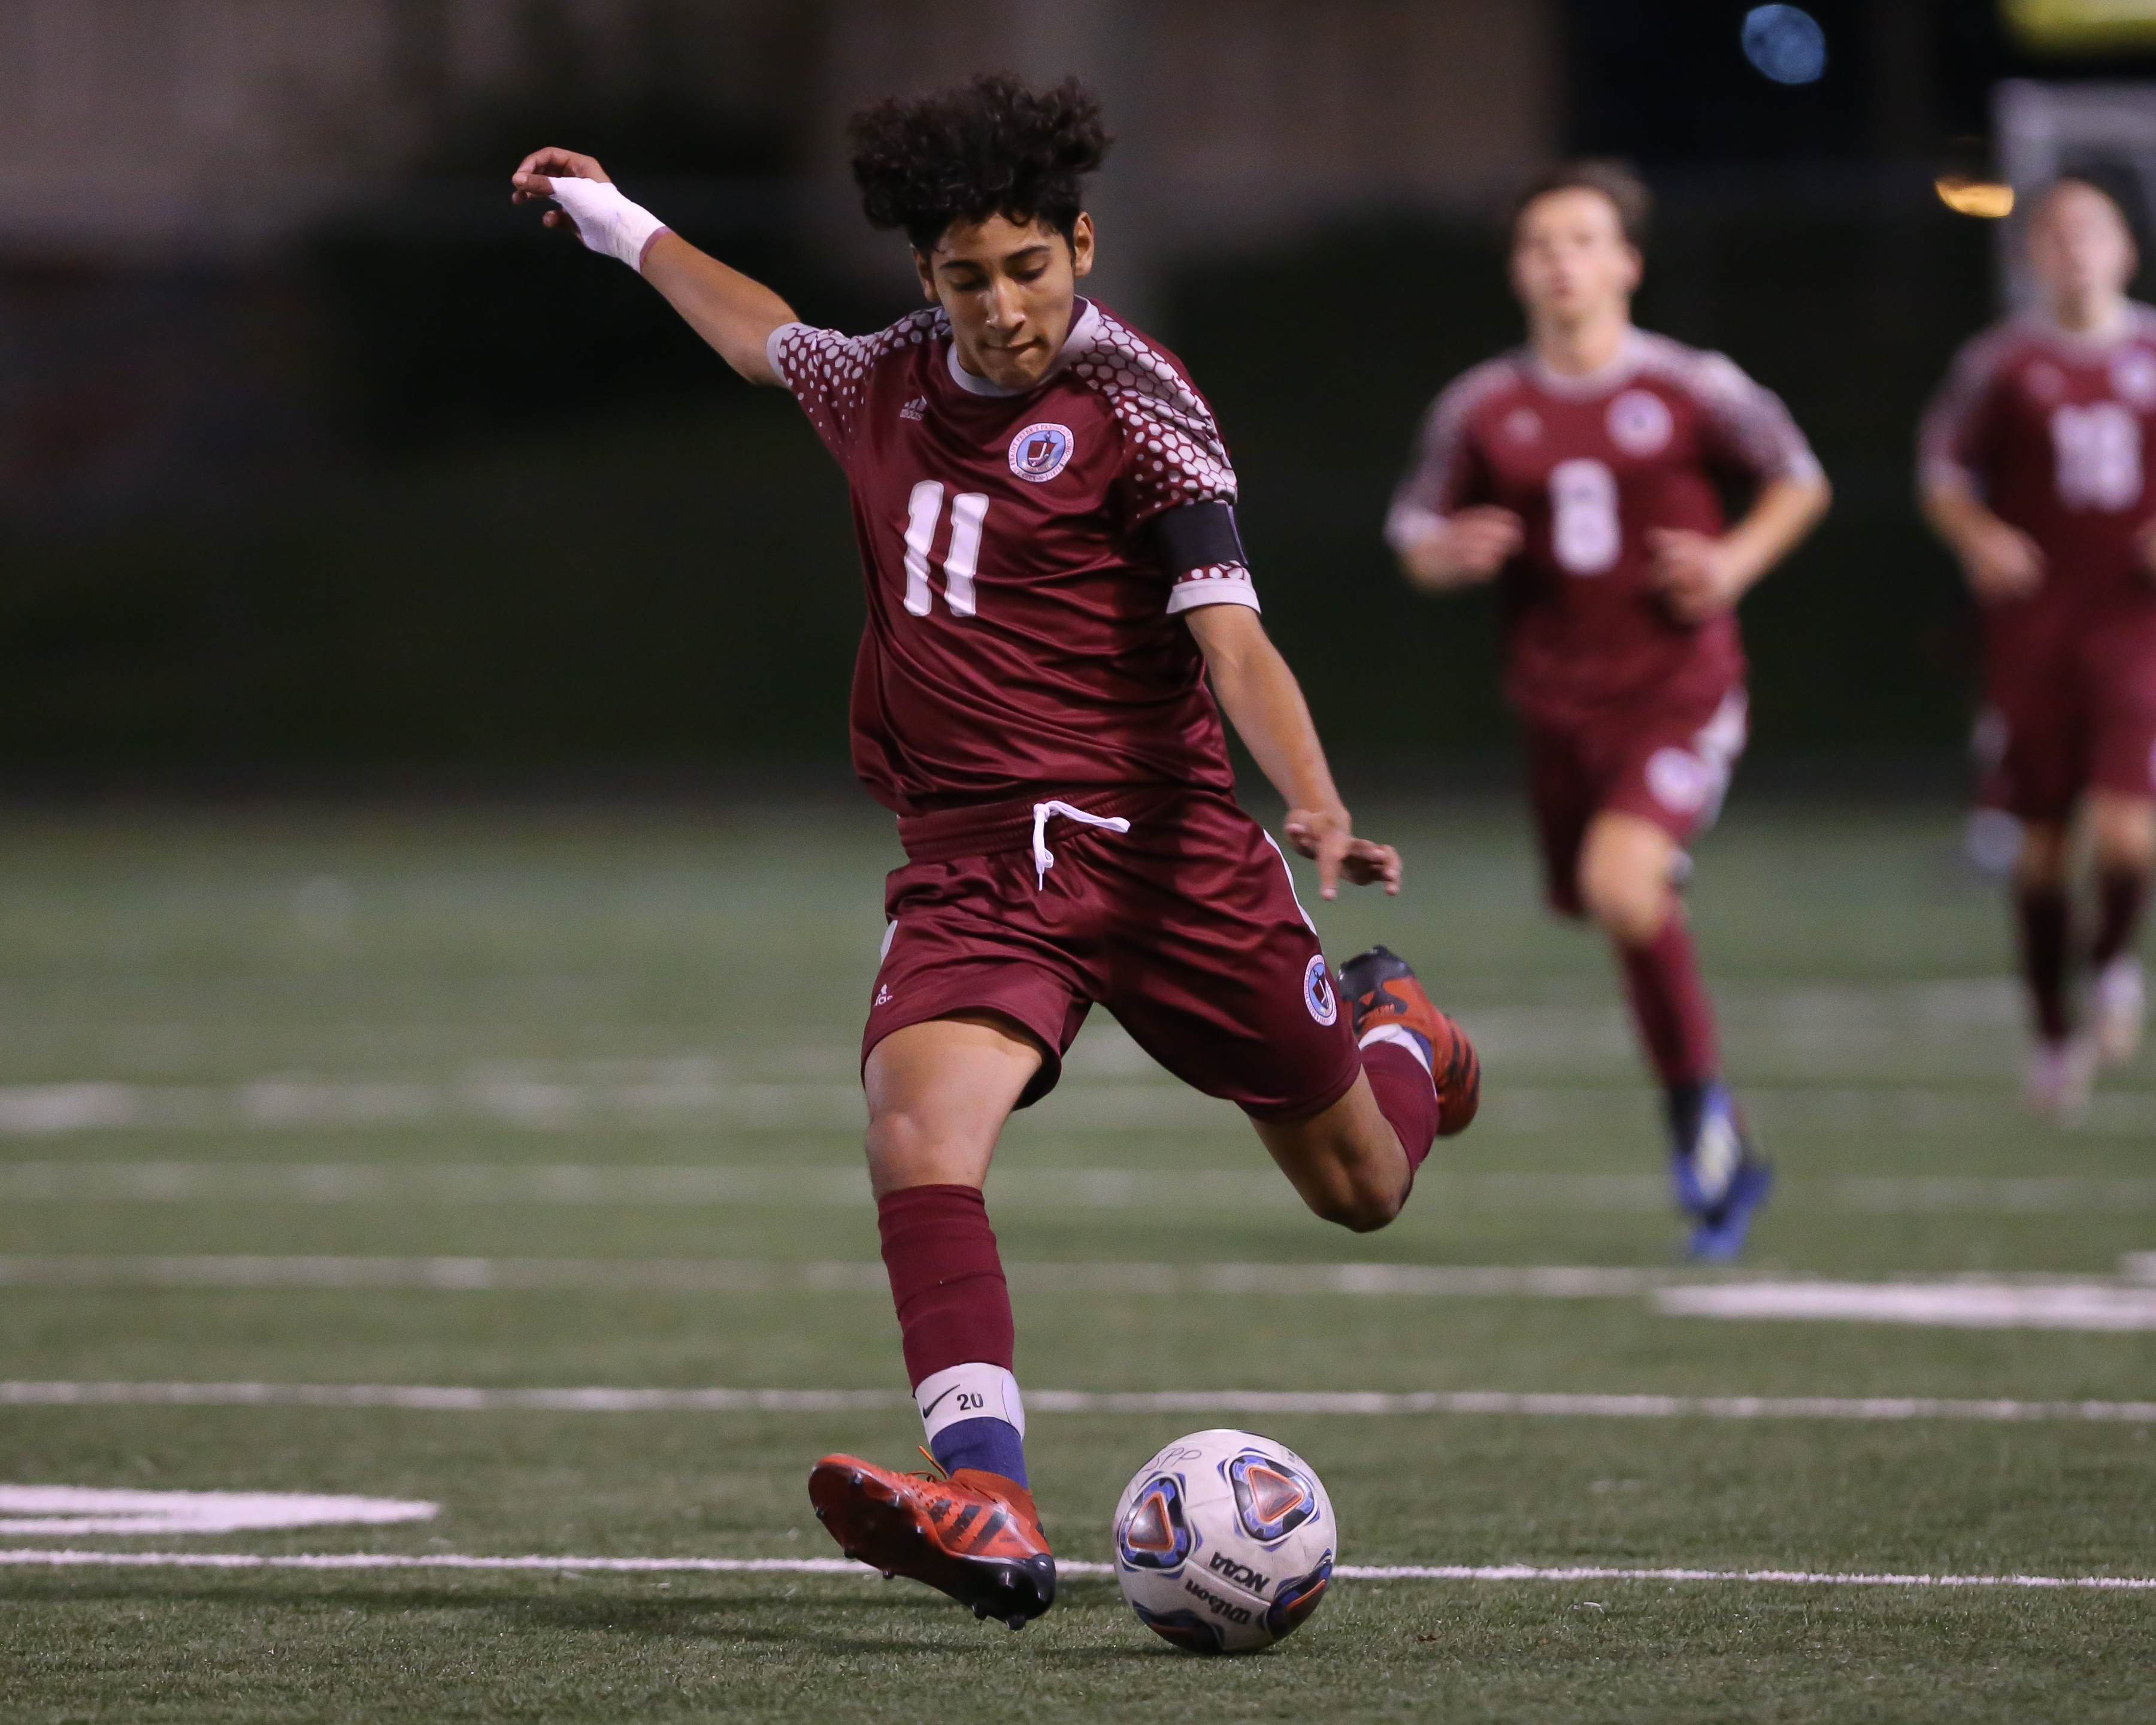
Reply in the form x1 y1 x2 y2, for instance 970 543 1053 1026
1009 422 1075 482
1303 955 1339 1026
2114 348 2156 408
1607 388 1673 456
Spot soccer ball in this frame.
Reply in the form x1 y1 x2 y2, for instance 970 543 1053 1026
1110 1428 1336 1654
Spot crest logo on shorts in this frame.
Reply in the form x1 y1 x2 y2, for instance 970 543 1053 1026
1009 422 1075 483
1607 389 1673 457
1303 955 1339 1026
1646 747 1715 815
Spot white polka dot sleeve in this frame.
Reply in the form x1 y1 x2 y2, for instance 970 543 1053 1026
1072 310 1255 613
765 311 937 455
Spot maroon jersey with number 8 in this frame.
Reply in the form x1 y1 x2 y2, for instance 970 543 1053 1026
767 299 1256 815
1388 331 1820 725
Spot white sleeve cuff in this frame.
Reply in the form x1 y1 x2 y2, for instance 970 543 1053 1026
1778 449 1827 487
765 321 807 382
1166 565 1262 615
1385 502 1448 555
1918 456 1978 497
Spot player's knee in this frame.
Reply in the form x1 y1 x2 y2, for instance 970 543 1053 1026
862 1104 956 1188
2015 822 2072 887
2088 798 2156 872
1580 865 1670 949
1304 1167 1407 1233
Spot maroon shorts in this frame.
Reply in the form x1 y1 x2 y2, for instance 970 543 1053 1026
863 786 1361 1120
1978 625 2156 824
1525 686 1748 918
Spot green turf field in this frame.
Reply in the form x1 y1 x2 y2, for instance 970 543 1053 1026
0 795 2150 1723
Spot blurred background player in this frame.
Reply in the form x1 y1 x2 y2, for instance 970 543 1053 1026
511 75 1477 1629
1919 178 2156 1121
1386 161 1830 1261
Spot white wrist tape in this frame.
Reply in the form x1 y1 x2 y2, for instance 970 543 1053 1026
914 1363 1026 1443
545 177 668 273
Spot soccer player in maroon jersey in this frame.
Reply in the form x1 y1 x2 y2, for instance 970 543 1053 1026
1388 162 1830 1260
1921 178 2156 1118
508 76 1478 1629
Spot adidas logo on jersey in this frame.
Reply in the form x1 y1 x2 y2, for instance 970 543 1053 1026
900 397 928 422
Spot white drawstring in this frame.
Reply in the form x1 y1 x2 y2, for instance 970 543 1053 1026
1031 800 1131 890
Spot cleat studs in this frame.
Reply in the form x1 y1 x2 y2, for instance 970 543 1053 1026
881 1570 895 1581
813 1508 827 1522
973 1603 990 1620
1006 1615 1026 1632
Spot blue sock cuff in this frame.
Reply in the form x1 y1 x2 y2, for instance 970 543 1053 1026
930 1415 1028 1487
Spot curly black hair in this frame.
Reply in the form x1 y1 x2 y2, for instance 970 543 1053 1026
848 73 1111 255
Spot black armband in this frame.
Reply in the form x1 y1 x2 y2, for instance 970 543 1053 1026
1150 501 1247 576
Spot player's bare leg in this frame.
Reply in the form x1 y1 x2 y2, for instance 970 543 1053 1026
810 1013 1057 1629
1258 948 1482 1232
2087 792 2153 1066
861 1015 1038 1195
1255 1075 1413 1232
1577 812 1770 1258
2014 819 2097 1117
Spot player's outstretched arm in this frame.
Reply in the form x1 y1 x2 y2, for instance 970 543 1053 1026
510 148 797 385
1919 475 2046 605
1649 473 1832 624
1183 604 1401 902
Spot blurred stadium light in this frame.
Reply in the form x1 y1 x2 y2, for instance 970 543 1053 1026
1742 6 1830 86
2004 0 2156 53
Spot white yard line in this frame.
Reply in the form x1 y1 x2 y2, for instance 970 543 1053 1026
0 1078 2151 1139
4 1162 2155 1213
4 1381 2151 1421
7 1257 2156 1330
1658 1281 2156 1330
0 1549 2147 1590
0 1486 437 1535
0 1257 1672 1295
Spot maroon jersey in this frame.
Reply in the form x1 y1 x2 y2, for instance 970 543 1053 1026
767 299 1256 814
1919 307 2156 629
1388 331 1821 725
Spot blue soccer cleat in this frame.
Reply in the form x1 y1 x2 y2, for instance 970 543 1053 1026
1667 1081 1772 1262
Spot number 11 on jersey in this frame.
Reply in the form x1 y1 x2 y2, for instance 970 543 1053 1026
904 481 991 618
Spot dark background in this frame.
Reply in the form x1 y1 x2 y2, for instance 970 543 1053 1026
1 0 2150 789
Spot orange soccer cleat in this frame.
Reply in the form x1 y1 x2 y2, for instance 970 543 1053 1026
1339 945 1481 1136
808 1454 1056 1629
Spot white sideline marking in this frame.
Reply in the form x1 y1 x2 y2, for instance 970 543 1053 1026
0 1487 437 1536
1 1074 2152 1139
10 1257 2156 1330
13 1259 2156 1330
1659 1281 2156 1330
4 1381 2152 1423
0 1256 1669 1296
5 1161 2155 1213
0 1550 2148 1590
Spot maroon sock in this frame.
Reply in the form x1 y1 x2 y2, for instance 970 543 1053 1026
1361 1040 1442 1175
2092 867 2149 968
2016 883 2073 1042
876 1184 1014 1385
1618 916 1721 1090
